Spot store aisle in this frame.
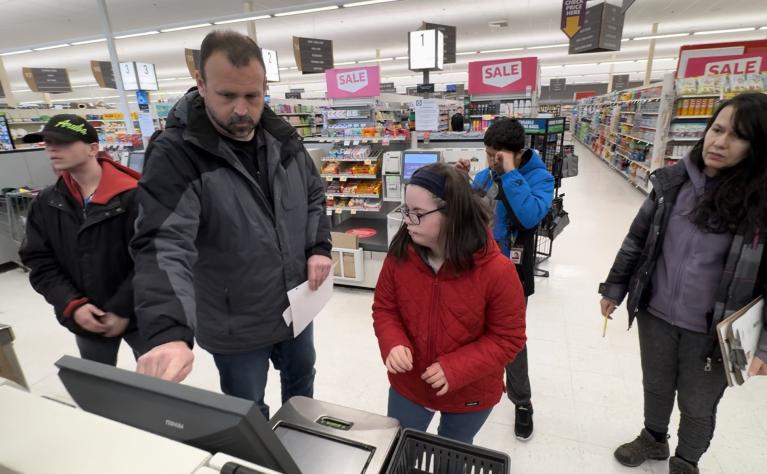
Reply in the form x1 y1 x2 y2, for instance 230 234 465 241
1 141 765 473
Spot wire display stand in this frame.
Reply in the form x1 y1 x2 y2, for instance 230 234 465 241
520 117 566 278
1 191 36 267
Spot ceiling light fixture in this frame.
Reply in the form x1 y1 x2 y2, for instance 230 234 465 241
599 60 636 65
456 51 478 56
358 57 394 63
158 77 180 82
114 31 160 39
343 0 398 7
33 43 70 51
478 47 524 54
335 61 357 65
160 23 212 33
11 89 32 93
213 15 272 25
527 43 569 50
394 56 408 60
0 49 33 56
693 27 757 35
72 38 107 45
274 6 339 17
633 32 690 40
71 84 99 89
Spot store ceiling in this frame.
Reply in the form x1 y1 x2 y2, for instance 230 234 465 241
2 0 767 104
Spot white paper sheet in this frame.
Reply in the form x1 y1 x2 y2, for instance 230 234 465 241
284 276 334 337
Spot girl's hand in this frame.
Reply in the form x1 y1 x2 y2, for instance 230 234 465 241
386 345 413 374
422 362 449 396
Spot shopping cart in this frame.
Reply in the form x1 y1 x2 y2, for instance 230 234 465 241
0 191 37 267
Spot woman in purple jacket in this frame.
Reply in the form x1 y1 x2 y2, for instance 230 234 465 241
599 92 767 474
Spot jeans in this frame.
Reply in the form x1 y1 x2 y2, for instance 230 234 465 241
387 387 493 445
75 329 149 366
637 310 728 462
506 297 531 406
212 323 316 420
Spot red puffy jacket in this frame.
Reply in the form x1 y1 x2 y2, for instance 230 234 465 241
372 241 527 413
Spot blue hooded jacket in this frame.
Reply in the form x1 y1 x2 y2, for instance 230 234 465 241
472 149 555 255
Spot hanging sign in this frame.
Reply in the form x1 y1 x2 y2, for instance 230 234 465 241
612 74 630 91
568 2 625 54
23 68 72 93
561 0 586 39
408 29 444 71
422 22 457 64
468 57 539 95
185 48 201 78
91 61 117 89
262 48 280 82
293 37 334 74
550 78 567 93
684 53 767 77
326 66 381 99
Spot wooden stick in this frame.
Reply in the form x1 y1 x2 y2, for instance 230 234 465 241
602 315 609 338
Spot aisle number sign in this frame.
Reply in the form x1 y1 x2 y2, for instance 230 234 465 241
136 63 158 91
326 66 381 99
408 29 444 71
120 63 139 90
468 57 539 95
263 48 280 82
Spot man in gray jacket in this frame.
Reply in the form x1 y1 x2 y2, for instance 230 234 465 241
131 30 332 419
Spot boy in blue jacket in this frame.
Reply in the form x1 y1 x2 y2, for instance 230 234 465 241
459 117 554 441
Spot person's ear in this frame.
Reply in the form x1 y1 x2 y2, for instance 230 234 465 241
195 70 206 98
89 142 100 158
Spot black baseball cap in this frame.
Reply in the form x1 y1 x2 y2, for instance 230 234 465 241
23 114 99 144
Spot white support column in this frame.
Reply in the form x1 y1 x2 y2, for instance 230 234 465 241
96 0 134 133
245 1 258 42
644 23 658 86
0 58 18 107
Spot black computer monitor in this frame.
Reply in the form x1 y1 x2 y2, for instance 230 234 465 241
55 356 300 474
402 150 441 182
127 151 145 173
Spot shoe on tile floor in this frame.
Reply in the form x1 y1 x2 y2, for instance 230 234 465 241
514 403 534 441
614 428 670 467
669 456 700 474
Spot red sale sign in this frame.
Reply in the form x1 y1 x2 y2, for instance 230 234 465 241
326 66 381 99
468 57 539 95
684 53 767 77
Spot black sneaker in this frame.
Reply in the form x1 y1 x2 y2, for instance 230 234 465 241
669 456 700 474
514 403 534 441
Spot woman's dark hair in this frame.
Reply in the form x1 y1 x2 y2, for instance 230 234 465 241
484 117 526 152
689 92 767 233
389 163 490 273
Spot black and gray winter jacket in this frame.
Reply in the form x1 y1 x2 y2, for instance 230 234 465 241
599 160 767 362
131 91 331 354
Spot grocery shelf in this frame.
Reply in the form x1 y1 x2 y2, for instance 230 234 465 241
277 112 316 116
322 174 379 180
621 134 654 145
326 193 380 199
671 115 712 120
327 205 382 213
676 94 722 99
668 136 702 142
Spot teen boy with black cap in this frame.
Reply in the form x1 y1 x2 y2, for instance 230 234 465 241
19 114 150 365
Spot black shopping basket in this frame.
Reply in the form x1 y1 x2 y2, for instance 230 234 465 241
385 428 510 474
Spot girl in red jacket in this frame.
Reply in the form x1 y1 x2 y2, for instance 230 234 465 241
373 163 527 444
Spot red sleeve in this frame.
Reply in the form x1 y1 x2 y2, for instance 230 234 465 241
372 256 413 363
63 297 89 319
437 261 527 391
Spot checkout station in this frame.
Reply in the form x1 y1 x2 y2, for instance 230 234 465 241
0 352 509 474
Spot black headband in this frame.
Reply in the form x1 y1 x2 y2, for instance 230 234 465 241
409 169 446 200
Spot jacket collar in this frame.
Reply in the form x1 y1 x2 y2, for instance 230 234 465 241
407 232 501 279
650 159 689 195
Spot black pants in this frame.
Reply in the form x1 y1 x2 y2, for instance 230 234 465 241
75 329 149 366
506 297 531 405
637 310 728 462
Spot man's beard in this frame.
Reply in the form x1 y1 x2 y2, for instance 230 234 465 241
210 110 256 139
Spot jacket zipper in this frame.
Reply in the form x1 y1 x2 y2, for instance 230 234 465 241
426 276 439 403
224 288 232 335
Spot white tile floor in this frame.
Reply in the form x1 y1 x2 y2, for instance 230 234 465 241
1 141 766 473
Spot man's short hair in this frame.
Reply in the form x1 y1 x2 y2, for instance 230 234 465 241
483 117 526 152
200 30 266 81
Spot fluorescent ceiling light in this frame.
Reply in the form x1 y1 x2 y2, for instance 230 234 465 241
456 51 477 56
12 89 32 93
358 57 394 63
394 56 408 60
158 77 180 82
760 26 767 30
114 31 160 39
564 63 598 67
633 32 690 40
278 67 290 71
335 61 357 65
274 6 339 16
693 27 756 35
33 43 70 51
160 23 211 33
72 84 98 88
599 60 636 65
343 0 398 6
541 65 564 69
214 15 271 24
72 38 107 45
622 38 631 42
0 49 33 56
479 47 524 54
527 43 569 50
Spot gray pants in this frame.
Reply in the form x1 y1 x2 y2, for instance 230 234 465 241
506 297 531 405
75 329 149 366
637 310 728 462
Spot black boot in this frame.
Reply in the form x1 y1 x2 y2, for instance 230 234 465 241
614 429 670 467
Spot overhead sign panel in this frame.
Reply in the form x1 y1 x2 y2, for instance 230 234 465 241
23 68 72 93
293 37 334 74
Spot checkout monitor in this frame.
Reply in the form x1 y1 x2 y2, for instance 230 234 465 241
55 356 301 474
402 150 441 182
127 151 145 173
